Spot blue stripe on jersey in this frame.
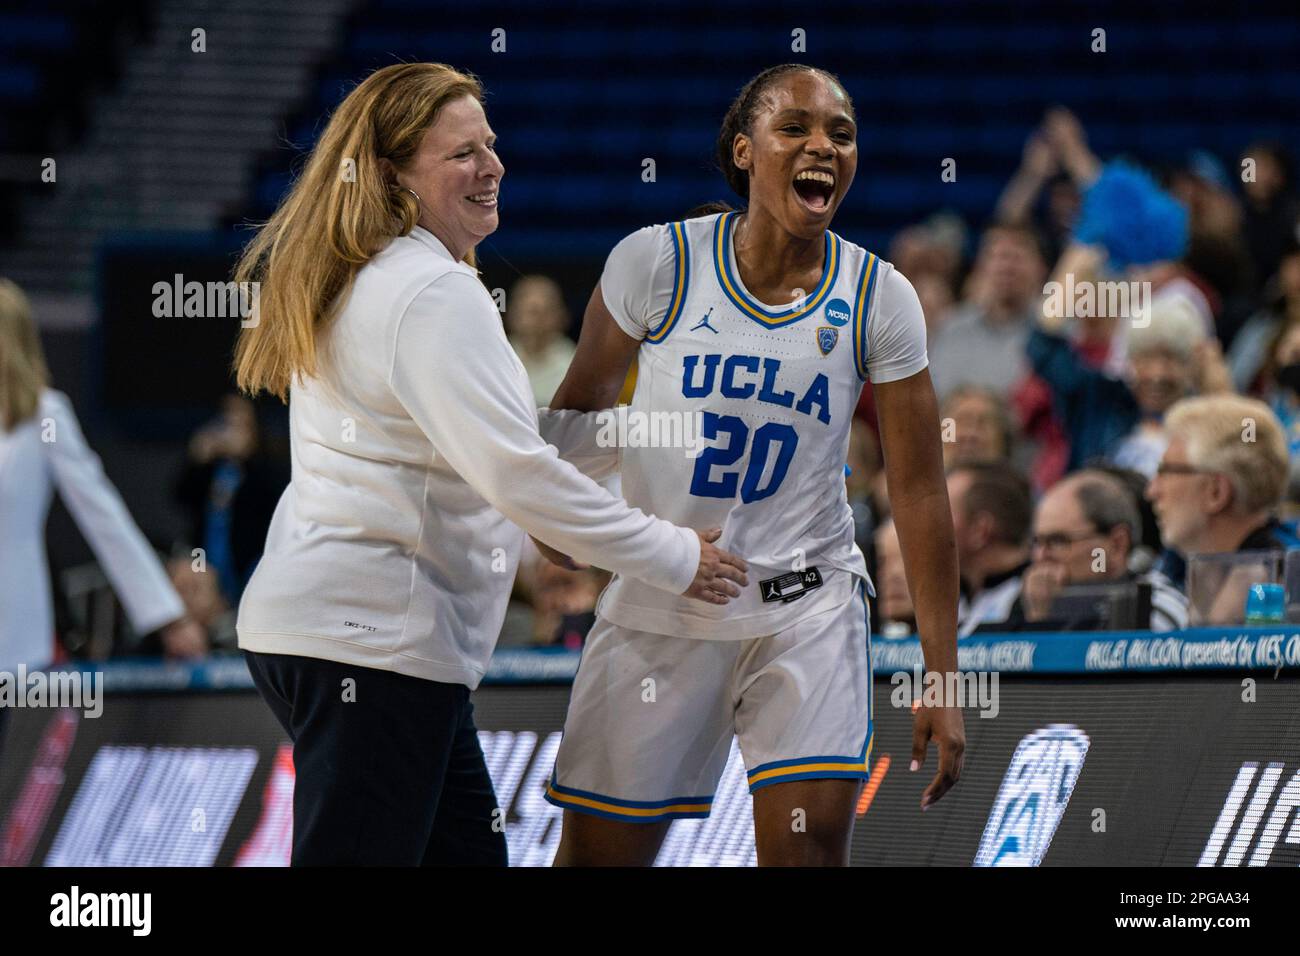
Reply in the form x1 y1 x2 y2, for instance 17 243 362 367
852 252 882 380
712 211 840 327
645 221 690 344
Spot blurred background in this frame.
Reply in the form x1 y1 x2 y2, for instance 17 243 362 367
4 0 1299 657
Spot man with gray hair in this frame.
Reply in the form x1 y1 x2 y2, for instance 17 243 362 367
1145 395 1300 620
1146 395 1295 557
1009 469 1187 631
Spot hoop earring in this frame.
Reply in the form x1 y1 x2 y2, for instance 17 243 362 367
404 187 422 205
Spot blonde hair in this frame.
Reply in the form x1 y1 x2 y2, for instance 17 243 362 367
233 63 484 401
0 278 50 431
1165 394 1289 514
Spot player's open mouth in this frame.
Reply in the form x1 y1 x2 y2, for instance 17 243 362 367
466 190 498 208
792 168 835 213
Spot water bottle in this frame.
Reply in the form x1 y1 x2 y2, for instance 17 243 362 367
1244 583 1285 625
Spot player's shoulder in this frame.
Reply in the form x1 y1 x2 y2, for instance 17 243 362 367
616 212 723 249
828 232 913 317
678 211 728 240
829 230 896 280
606 216 715 285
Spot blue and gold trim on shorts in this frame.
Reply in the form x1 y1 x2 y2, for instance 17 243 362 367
746 580 875 793
645 221 690 344
712 211 841 327
852 252 882 380
545 775 713 823
745 730 874 793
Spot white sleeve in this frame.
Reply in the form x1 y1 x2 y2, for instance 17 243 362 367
41 391 185 636
598 224 678 339
390 273 699 595
536 407 621 482
866 266 930 384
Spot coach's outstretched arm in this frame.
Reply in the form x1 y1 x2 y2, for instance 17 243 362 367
874 366 966 809
392 272 747 605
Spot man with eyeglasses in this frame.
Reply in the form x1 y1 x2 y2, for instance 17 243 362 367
1146 396 1294 555
1012 469 1187 631
1144 395 1300 614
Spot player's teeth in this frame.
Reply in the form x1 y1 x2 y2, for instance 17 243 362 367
795 170 834 185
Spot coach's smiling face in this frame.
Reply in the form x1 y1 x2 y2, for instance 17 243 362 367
397 94 504 261
732 71 857 239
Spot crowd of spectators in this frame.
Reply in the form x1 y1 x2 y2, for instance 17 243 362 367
862 109 1300 636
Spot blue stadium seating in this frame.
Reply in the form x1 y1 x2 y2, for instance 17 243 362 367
237 1 1300 260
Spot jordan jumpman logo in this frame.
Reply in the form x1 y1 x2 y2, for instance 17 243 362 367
691 307 719 334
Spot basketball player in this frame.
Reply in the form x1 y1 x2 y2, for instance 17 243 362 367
542 65 965 865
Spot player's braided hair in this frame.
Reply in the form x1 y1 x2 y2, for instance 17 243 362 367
716 64 854 201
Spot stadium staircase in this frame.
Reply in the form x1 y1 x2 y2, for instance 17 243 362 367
2 0 358 298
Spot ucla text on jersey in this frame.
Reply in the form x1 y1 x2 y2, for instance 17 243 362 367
636 212 882 508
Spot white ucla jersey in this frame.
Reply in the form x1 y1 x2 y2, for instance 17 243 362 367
597 211 928 639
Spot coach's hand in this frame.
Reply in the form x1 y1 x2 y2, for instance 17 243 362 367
531 536 590 571
684 528 749 605
911 701 965 811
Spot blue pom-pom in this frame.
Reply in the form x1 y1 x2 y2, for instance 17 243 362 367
1073 161 1189 269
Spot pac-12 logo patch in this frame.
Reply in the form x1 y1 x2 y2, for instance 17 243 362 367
824 297 851 327
817 326 838 356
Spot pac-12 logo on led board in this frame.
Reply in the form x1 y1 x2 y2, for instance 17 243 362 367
975 724 1090 867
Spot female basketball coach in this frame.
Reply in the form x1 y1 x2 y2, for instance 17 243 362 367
232 63 748 866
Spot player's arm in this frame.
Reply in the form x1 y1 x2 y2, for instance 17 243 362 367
539 228 663 568
553 223 667 412
549 285 641 412
874 366 965 809
532 287 641 569
869 264 966 809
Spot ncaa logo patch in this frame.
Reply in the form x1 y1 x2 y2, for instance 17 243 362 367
823 297 851 327
974 724 1090 867
817 326 838 356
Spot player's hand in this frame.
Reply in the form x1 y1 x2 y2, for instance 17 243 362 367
911 700 965 811
683 528 749 605
531 536 590 571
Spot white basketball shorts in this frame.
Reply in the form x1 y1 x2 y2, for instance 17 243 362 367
545 579 873 823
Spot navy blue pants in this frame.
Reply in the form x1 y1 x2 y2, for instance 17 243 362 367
244 650 507 866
